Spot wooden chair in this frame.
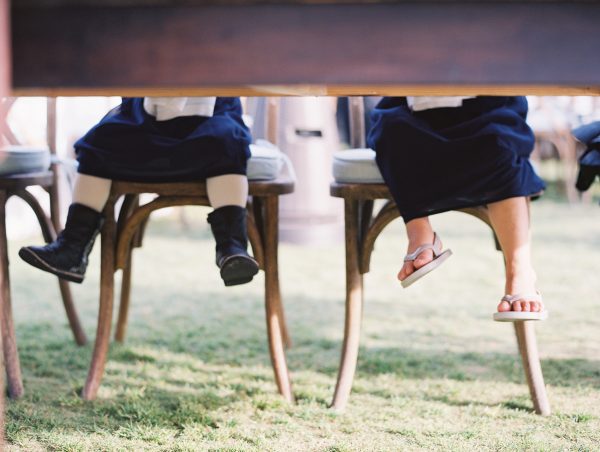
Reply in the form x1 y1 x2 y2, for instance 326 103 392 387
81 100 295 402
533 128 579 202
329 97 550 415
0 97 87 399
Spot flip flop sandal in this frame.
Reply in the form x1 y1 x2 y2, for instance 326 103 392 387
493 292 548 322
400 232 453 288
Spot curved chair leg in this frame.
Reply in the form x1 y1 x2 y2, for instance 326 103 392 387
115 210 149 342
331 198 363 411
514 322 551 415
0 191 24 398
114 251 132 343
15 189 87 345
57 280 87 346
82 198 117 400
262 196 293 402
252 198 292 349
276 293 292 349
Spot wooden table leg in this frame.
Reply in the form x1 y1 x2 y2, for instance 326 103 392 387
0 191 24 399
82 199 116 400
331 198 363 411
263 196 293 402
514 321 551 415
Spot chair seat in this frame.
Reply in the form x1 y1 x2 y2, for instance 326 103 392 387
248 141 285 181
332 148 384 184
0 145 51 176
0 170 54 190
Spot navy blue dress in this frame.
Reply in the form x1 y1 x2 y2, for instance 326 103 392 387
367 96 546 222
75 97 251 183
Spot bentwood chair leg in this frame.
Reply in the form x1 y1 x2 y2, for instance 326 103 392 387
82 199 117 400
331 199 363 411
114 251 133 343
514 322 551 415
263 196 293 402
276 291 292 349
0 192 23 398
251 197 291 349
57 280 87 346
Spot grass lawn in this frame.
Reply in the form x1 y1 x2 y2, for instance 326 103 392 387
5 199 600 451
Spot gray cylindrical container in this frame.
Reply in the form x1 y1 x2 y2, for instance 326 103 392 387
276 97 344 245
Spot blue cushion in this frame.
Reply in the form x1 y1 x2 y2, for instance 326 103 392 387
0 146 51 176
247 140 285 181
332 148 384 184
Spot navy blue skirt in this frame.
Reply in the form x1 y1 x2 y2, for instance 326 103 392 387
367 96 546 222
75 97 251 183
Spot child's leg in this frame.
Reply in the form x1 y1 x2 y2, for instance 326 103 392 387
72 174 112 212
205 174 258 286
18 174 109 283
487 196 543 313
206 174 248 208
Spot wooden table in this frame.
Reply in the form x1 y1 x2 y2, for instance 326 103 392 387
9 0 600 97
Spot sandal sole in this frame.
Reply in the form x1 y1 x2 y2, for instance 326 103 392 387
401 249 453 288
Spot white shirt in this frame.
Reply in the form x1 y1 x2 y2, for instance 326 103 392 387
407 96 475 111
143 97 217 121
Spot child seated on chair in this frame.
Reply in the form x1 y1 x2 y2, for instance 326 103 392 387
19 96 259 287
368 96 547 321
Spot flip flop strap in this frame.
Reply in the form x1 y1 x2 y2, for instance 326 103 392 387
501 293 543 304
404 232 442 262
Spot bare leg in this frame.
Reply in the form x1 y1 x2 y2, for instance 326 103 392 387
487 197 543 313
73 174 112 212
206 174 248 208
397 217 442 282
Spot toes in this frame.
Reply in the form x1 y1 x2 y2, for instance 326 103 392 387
504 300 544 313
397 262 415 281
497 300 511 312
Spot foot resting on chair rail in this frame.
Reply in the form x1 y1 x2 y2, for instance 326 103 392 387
494 266 547 321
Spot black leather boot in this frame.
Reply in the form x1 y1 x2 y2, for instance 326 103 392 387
207 205 259 286
19 203 104 283
576 148 600 192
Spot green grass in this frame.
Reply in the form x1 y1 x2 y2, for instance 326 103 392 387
5 200 600 451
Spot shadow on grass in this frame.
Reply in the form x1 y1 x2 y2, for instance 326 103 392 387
353 346 600 389
16 324 600 401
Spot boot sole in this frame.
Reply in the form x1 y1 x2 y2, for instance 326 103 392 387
220 255 260 287
18 247 84 284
